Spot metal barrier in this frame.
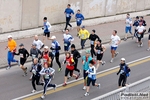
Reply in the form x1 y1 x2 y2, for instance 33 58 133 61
91 76 150 100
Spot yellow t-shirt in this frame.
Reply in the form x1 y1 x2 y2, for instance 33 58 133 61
8 39 17 51
78 29 90 39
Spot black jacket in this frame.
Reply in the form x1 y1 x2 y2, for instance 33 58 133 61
71 49 81 60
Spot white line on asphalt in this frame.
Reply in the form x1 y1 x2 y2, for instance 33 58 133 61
12 55 150 100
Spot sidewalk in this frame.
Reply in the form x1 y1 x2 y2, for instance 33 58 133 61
0 16 149 68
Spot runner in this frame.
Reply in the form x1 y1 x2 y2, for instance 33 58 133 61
50 36 62 71
89 29 100 57
63 29 74 52
117 58 131 88
15 43 29 76
71 44 81 75
63 4 74 32
30 43 42 62
84 60 100 96
5 35 19 70
110 30 121 63
33 35 44 50
82 50 94 90
78 26 90 49
94 39 106 70
62 52 79 86
75 9 84 34
124 13 133 41
40 46 54 68
40 63 56 99
136 21 146 47
42 17 51 44
147 28 150 51
133 16 139 42
139 16 147 40
30 58 43 93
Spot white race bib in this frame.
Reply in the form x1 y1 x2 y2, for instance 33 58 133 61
20 54 23 58
43 58 47 63
77 18 80 22
45 74 49 79
66 14 70 17
97 50 101 54
81 34 84 38
137 34 141 37
32 69 36 75
64 43 67 46
32 54 36 59
90 41 94 45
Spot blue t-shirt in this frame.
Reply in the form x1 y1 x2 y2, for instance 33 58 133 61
64 8 74 18
75 13 84 24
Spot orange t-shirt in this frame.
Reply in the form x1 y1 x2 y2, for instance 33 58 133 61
8 39 17 51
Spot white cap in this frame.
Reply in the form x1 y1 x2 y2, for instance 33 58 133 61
44 46 49 49
8 35 12 38
121 58 125 61
50 36 56 39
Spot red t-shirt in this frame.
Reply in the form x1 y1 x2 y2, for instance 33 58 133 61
66 57 74 70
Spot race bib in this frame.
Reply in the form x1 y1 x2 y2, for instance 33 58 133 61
77 18 80 22
120 70 124 74
64 43 68 46
97 50 101 54
32 54 36 59
20 54 23 58
90 41 94 45
52 50 55 56
45 74 49 79
66 14 70 17
81 34 84 38
137 34 141 37
43 58 47 63
32 69 36 75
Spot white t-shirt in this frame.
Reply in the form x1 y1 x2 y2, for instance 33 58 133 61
111 35 120 47
136 26 145 33
33 40 44 49
126 18 132 27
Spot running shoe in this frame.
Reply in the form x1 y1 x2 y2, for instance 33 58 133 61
102 61 106 66
83 86 86 90
84 92 89 96
110 59 113 63
76 73 80 80
58 68 62 72
62 30 65 33
53 84 57 90
97 84 101 89
140 42 143 47
6 66 11 70
41 94 46 99
124 38 127 41
115 52 119 57
62 83 67 87
147 48 150 51
31 89 36 93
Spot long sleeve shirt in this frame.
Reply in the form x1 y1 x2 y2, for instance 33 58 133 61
43 21 51 33
86 66 96 80
50 40 61 55
64 8 74 18
78 29 90 39
39 67 55 79
75 13 84 24
63 34 74 44
15 48 29 59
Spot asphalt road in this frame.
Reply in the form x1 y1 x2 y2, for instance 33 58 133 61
0 35 150 100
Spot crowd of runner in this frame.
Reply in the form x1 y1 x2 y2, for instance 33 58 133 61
5 4 150 99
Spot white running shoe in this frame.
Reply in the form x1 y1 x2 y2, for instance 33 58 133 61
41 95 45 99
110 59 113 63
6 66 11 70
83 86 86 90
84 92 89 96
31 89 36 93
97 84 101 89
53 84 57 90
102 61 106 66
147 48 150 51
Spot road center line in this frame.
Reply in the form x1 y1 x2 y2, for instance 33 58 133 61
12 56 150 100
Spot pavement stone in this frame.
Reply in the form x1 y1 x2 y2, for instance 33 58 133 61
0 16 149 68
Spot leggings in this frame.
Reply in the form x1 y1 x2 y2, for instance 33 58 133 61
74 59 80 73
90 45 96 57
118 74 127 87
65 17 72 30
32 75 43 90
55 52 61 68
43 78 55 94
7 51 17 66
